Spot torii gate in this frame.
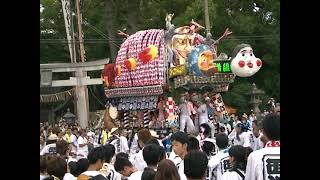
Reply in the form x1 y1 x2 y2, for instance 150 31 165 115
40 58 109 128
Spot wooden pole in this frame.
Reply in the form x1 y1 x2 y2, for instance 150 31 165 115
75 0 89 129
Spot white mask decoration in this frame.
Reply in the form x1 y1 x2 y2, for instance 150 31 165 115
230 44 262 77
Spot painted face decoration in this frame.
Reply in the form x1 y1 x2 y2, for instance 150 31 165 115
188 45 217 77
172 34 193 65
230 44 262 77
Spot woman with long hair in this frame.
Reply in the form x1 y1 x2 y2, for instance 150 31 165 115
154 159 180 180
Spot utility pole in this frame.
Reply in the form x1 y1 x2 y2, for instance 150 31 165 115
204 0 212 39
75 0 90 128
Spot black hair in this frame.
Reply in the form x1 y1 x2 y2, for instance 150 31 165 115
116 152 129 160
220 125 226 132
187 136 200 152
262 113 280 140
141 167 156 180
46 156 67 180
244 146 253 160
199 123 211 136
228 145 247 172
201 141 215 157
56 140 69 156
143 144 166 166
40 155 48 173
184 150 208 179
114 157 133 172
128 131 136 149
236 123 246 141
87 146 105 165
68 161 79 176
103 144 116 163
77 158 89 175
170 131 189 145
216 133 229 149
145 138 160 146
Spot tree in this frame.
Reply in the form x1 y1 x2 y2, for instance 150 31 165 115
40 0 280 113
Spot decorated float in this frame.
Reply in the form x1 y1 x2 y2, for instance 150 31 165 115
100 14 262 135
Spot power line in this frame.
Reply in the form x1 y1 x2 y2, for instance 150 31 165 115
83 20 121 48
40 37 278 44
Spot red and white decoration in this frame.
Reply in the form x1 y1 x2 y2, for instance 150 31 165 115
114 29 165 88
166 97 177 120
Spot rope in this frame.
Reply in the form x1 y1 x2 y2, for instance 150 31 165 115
40 88 75 103
88 86 105 107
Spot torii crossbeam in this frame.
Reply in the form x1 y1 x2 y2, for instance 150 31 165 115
40 58 109 128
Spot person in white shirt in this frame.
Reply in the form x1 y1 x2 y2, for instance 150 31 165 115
197 101 209 125
70 128 78 154
129 129 152 171
108 128 129 154
220 118 232 135
184 150 209 180
40 135 58 155
197 123 217 153
100 144 122 180
249 120 264 151
208 133 231 180
77 129 89 158
114 157 143 180
87 129 95 152
78 146 107 179
245 113 280 180
129 132 140 155
168 148 182 166
64 161 78 180
178 96 196 133
228 123 251 147
170 131 190 180
221 145 247 180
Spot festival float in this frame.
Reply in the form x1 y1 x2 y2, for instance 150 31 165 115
100 13 262 136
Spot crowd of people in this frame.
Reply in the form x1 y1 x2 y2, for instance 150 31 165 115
40 111 280 180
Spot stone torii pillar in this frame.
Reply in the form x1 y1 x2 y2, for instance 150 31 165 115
40 59 109 128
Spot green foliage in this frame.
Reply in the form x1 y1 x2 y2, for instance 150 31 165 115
40 0 279 112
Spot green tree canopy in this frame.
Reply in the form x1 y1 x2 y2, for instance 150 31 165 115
40 0 279 112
